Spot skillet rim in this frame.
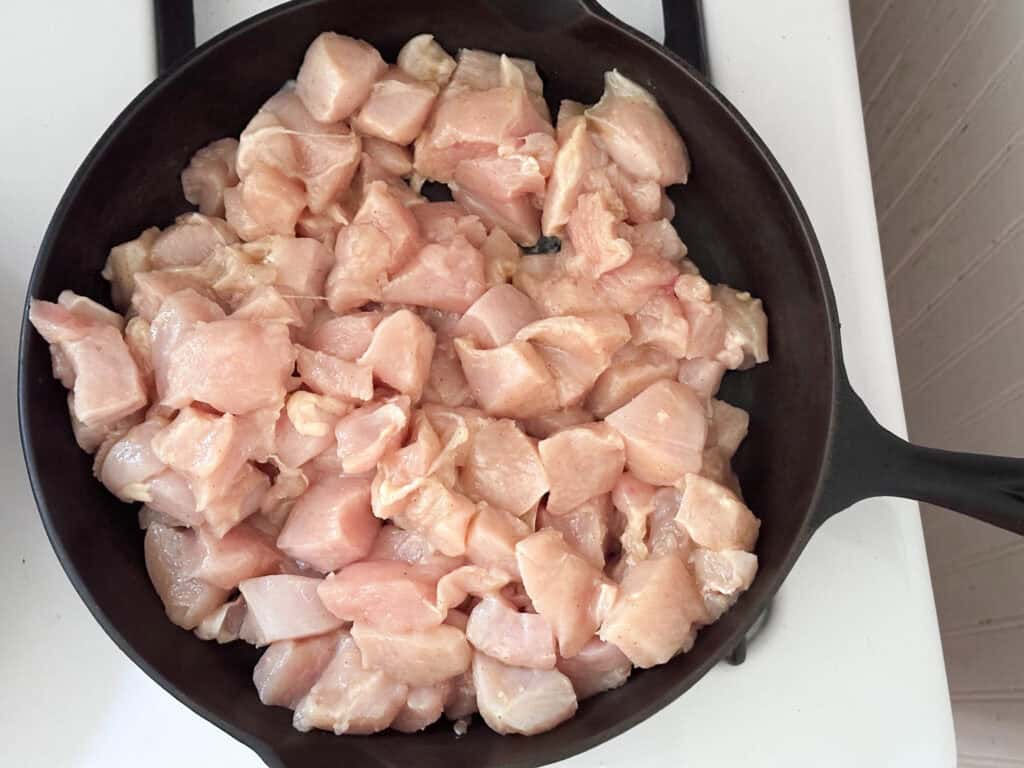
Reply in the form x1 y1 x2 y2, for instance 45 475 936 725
17 0 845 763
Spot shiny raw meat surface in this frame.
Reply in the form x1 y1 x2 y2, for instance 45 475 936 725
29 30 768 740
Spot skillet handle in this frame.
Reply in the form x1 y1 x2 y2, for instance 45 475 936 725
662 0 708 73
153 0 196 75
817 372 1024 534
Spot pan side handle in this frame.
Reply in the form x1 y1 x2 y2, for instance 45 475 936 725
662 0 708 74
153 0 196 75
816 371 1024 534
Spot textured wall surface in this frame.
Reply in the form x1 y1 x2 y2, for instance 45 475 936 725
850 1 1024 764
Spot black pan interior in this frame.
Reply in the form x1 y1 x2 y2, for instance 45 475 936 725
19 1 839 766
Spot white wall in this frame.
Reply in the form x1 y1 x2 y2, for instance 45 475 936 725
851 1 1024 764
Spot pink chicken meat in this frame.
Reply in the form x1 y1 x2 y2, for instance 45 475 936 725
29 29 769 741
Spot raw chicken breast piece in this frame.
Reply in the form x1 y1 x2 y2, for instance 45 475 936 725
480 226 521 287
597 262 680 325
536 494 612 569
512 252 606 317
453 153 546 202
708 399 749 459
358 309 435 401
629 218 687 260
592 164 669 224
231 285 303 325
239 575 344 646
228 164 307 239
693 548 758 597
352 622 472 686
713 284 769 369
435 565 510 613
369 526 465 574
645 487 693 559
293 633 408 734
97 417 168 502
351 67 438 145
520 408 593 440
149 289 226 402
585 70 689 186
450 49 550 122
676 474 760 552
473 653 577 736
397 34 456 88
131 270 220 323
392 684 448 733
163 319 294 414
317 560 443 632
674 274 726 360
386 479 478 559
515 529 618 657
556 637 632 700
538 423 625 514
411 201 487 247
150 213 239 269
324 223 389 313
467 596 557 669
56 289 124 331
444 670 478 721
274 391 347 469
144 523 229 630
201 462 271 536
515 313 631 408
193 523 281 590
69 393 142 454
146 469 205 527
254 632 339 708
60 325 147 426
611 472 656 563
276 128 361 216
181 138 239 217
628 293 690 359
413 86 551 182
351 180 423 273
296 32 387 122
353 154 425 210
420 403 492 466
306 311 382 360
542 107 607 236
453 284 539 348
605 380 707 485
276 475 379 573
565 191 632 277
454 337 559 418
587 343 679 418
194 595 247 643
151 406 271 509
677 357 727 402
264 235 334 306
599 555 705 667
461 419 548 515
235 84 355 182
465 503 531 579
333 396 411 473
103 227 159 311
295 345 373 402
123 316 154 393
382 236 486 313
30 299 148 426
422 339 473 407
450 180 541 246
361 136 414 176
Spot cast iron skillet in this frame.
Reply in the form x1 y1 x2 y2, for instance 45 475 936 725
18 1 1024 766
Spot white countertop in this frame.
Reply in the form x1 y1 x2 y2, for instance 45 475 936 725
0 1 955 765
